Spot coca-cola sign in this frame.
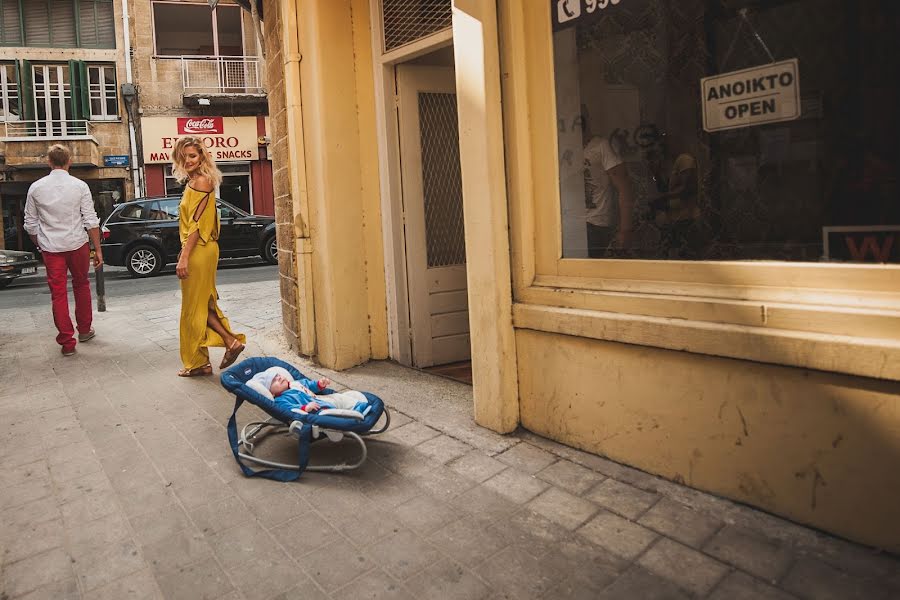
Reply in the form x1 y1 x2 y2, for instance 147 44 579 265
141 116 264 163
177 117 223 135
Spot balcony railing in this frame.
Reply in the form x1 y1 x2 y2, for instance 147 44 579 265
181 56 266 95
1 120 94 139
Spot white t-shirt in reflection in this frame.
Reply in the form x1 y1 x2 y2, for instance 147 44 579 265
583 136 623 227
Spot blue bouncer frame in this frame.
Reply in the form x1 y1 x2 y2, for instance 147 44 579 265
220 357 391 481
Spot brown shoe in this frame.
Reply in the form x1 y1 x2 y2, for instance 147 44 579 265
219 339 245 370
62 347 76 357
177 364 213 377
78 328 96 342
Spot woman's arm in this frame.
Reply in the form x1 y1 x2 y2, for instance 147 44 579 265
176 230 199 279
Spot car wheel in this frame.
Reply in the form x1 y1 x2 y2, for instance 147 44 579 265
0 279 11 289
125 244 163 278
263 234 278 265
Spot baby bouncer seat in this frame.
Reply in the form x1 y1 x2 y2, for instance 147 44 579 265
220 357 391 481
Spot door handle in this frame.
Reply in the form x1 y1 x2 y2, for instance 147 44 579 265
150 229 162 234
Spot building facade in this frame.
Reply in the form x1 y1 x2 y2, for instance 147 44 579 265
0 0 132 251
131 0 274 216
0 0 275 254
257 0 899 551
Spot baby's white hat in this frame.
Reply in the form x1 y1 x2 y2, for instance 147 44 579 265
251 366 294 391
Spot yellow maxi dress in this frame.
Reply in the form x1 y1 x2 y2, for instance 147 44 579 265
178 186 245 370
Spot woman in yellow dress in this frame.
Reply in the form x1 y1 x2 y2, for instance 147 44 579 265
172 136 246 377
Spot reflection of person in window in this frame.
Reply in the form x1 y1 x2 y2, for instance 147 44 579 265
582 119 634 257
647 133 702 258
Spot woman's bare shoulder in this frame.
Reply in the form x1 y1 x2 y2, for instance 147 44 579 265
191 175 214 193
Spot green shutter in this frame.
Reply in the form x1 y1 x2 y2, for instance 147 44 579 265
68 59 80 119
19 59 33 121
78 61 89 118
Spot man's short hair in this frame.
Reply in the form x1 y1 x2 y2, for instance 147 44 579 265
47 144 71 168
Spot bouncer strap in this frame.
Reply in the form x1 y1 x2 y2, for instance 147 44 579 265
227 395 312 482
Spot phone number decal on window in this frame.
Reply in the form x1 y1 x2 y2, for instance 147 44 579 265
552 0 628 30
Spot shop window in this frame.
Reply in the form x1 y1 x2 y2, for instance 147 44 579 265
1 0 114 48
552 0 899 264
87 64 117 120
152 3 243 56
0 63 19 121
219 162 252 214
86 178 123 224
163 165 184 196
164 163 254 213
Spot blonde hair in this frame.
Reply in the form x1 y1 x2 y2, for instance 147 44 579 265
47 144 71 168
172 136 222 188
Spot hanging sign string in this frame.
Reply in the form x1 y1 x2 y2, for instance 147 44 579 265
720 8 777 72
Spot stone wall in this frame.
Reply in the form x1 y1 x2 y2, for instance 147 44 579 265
262 0 301 350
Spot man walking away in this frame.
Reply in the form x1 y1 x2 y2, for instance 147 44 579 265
24 144 103 356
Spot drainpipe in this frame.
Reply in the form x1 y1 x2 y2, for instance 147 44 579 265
121 0 144 197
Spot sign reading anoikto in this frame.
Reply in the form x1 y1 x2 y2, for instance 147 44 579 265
141 116 259 163
701 59 800 132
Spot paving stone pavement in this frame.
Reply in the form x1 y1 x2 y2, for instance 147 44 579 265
1 277 898 599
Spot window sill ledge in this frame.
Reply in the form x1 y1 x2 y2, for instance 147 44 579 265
512 301 900 382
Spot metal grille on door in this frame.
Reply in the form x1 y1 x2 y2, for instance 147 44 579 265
418 92 465 268
381 0 452 53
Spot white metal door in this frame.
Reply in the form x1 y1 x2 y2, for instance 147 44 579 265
397 65 469 368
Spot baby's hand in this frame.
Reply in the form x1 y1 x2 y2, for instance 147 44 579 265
317 378 331 390
305 401 321 413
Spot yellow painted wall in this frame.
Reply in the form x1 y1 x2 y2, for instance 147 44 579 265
516 328 900 552
274 0 386 369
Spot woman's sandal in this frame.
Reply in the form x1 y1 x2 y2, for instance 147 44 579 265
219 339 245 370
178 364 212 377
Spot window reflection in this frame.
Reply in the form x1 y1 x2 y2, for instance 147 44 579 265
553 0 899 263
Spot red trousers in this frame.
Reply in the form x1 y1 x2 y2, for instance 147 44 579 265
43 243 92 351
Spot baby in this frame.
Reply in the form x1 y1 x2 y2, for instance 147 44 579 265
250 366 370 416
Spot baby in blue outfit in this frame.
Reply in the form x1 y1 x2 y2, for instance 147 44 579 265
251 367 370 416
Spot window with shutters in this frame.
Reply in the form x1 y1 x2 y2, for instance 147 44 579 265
0 63 19 121
87 64 117 120
0 0 23 45
0 0 115 48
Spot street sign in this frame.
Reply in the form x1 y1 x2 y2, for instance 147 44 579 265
701 59 800 132
103 155 130 167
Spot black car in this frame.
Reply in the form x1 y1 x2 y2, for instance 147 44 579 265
0 249 40 289
102 196 277 277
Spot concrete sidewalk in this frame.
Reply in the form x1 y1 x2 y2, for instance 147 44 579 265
1 278 897 599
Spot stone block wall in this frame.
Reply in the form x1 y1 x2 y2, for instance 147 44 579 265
262 0 301 350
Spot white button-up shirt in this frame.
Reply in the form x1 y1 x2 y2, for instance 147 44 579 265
24 169 100 253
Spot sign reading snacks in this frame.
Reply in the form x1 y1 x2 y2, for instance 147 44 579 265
702 59 800 132
551 0 628 31
141 116 260 164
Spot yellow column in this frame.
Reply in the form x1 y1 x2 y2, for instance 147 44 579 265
452 0 520 433
280 0 316 356
293 0 382 369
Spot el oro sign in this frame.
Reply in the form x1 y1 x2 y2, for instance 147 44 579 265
701 59 800 132
141 116 260 163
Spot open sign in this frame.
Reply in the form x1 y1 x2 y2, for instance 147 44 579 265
701 60 800 132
